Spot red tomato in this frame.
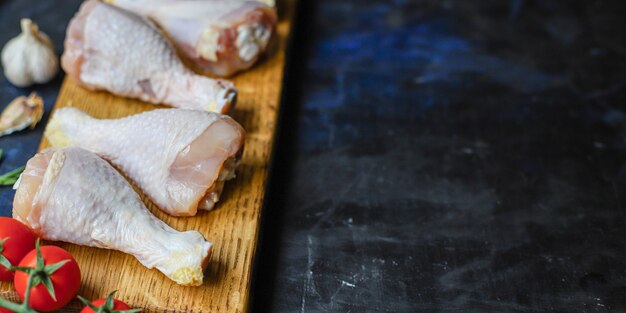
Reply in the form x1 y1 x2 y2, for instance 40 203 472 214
14 246 81 312
0 308 13 313
0 217 37 281
80 298 131 312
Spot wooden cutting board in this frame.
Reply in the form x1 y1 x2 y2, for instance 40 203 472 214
0 1 296 311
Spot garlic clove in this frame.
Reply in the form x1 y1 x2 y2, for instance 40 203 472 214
1 18 59 87
0 92 44 137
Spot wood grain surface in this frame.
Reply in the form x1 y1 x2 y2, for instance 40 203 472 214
0 1 295 311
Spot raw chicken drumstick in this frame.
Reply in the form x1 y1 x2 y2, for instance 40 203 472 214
105 0 278 77
45 107 245 217
62 0 236 113
13 147 212 286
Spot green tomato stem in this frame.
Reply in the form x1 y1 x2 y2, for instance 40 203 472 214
0 272 41 313
0 237 13 270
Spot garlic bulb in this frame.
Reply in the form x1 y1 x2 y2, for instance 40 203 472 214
1 18 59 87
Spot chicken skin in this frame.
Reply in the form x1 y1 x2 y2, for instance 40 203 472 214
45 107 245 216
105 0 277 77
62 0 237 113
13 147 212 286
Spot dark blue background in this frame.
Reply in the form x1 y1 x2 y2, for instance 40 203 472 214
0 1 82 213
2 0 626 312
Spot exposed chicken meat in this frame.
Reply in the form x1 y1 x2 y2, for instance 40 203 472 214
62 0 236 113
105 0 277 77
13 147 212 286
44 107 245 216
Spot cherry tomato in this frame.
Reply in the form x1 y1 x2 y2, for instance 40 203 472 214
14 246 81 312
80 298 132 312
0 307 13 313
0 217 37 281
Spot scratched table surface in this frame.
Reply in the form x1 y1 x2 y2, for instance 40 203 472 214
1 0 626 312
